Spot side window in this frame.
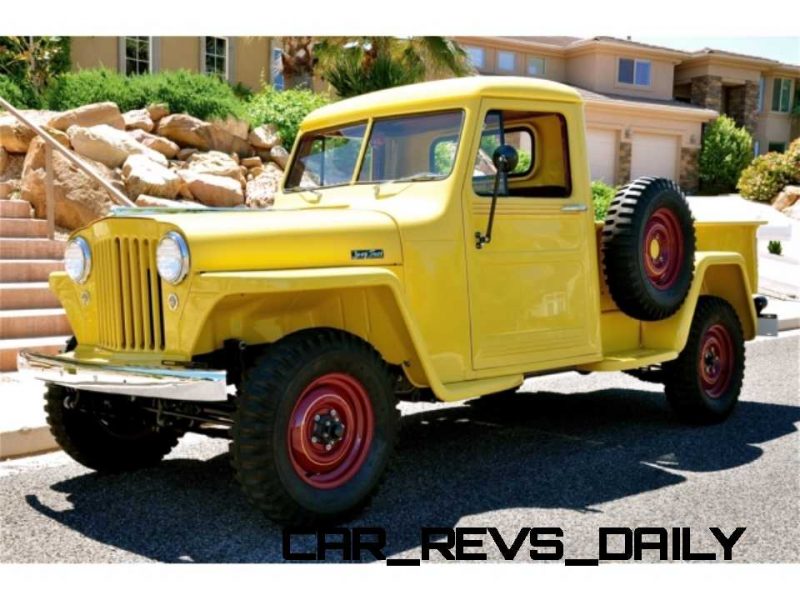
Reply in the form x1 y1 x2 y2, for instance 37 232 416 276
472 109 571 198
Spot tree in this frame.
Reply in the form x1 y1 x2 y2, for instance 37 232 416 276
276 36 316 90
698 115 753 195
0 36 70 101
277 37 473 97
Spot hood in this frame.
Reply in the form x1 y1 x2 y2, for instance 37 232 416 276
103 207 402 272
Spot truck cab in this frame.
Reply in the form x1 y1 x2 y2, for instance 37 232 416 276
20 77 763 525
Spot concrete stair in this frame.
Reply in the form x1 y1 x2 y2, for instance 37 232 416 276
0 199 70 372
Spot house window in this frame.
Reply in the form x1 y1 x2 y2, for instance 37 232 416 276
771 78 792 112
768 142 786 153
618 58 651 86
204 37 228 78
757 77 765 112
465 46 486 70
527 56 546 76
124 37 151 75
497 51 516 72
271 46 284 91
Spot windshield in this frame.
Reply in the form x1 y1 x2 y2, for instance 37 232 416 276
284 110 464 191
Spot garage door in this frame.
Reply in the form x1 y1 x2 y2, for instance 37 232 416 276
586 129 617 184
631 133 679 181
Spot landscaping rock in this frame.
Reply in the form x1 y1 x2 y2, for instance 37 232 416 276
245 162 283 208
48 102 124 131
211 116 249 140
772 185 800 212
0 110 57 153
21 151 124 230
146 103 170 122
186 150 245 185
177 147 198 161
157 114 252 156
127 129 180 159
122 155 182 200
249 123 282 150
0 180 18 197
269 145 290 169
21 129 71 178
135 194 205 209
68 124 168 168
122 109 155 133
177 170 244 207
1 153 24 182
241 156 263 169
0 146 6 174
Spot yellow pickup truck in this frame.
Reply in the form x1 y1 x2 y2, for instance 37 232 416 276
20 77 765 525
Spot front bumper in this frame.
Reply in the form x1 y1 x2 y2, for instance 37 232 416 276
17 351 229 402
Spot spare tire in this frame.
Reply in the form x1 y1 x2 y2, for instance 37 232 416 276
601 177 696 321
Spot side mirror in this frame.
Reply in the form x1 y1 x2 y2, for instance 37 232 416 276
476 145 519 249
492 144 519 174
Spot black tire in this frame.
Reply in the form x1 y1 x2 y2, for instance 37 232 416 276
44 384 181 472
663 297 745 424
602 177 696 321
231 329 400 525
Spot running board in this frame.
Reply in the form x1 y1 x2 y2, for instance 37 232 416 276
577 348 678 372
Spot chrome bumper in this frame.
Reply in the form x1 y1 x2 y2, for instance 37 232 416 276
17 351 229 402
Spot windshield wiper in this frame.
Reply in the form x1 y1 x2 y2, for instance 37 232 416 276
285 185 323 199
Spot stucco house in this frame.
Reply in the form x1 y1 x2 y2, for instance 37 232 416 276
68 35 800 191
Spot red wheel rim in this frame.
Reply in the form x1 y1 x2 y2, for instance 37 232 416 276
287 373 374 489
698 324 734 398
643 207 684 290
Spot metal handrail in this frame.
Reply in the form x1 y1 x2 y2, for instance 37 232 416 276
0 95 135 240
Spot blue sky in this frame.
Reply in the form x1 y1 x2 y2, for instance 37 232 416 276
634 37 800 65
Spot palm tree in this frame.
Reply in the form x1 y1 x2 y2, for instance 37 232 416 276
276 37 473 97
275 36 316 90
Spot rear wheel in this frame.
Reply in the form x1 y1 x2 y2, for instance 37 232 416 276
231 329 399 525
663 297 745 424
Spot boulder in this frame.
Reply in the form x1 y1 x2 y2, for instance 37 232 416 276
772 185 800 212
177 170 244 207
21 129 71 178
241 156 263 169
248 123 282 150
157 114 252 156
68 124 168 168
0 110 58 153
122 109 155 133
127 129 180 159
0 179 18 197
177 147 198 161
269 145 290 169
147 103 170 122
21 152 124 230
135 194 205 209
211 116 249 141
245 162 283 208
0 146 6 174
1 153 24 182
123 155 182 200
48 102 125 131
186 150 245 186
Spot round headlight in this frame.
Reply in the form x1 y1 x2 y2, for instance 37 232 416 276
156 231 190 284
64 237 91 283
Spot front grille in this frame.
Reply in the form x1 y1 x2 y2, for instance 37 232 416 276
95 236 165 351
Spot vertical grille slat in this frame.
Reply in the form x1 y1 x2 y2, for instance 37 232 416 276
95 235 165 352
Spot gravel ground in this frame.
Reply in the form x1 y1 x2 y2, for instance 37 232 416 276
1 332 798 564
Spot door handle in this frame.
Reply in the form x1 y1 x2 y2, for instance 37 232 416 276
561 204 587 213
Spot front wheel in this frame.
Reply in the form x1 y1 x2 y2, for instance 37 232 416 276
663 297 745 424
231 329 400 525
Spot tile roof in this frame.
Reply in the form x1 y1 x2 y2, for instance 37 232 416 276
575 86 716 113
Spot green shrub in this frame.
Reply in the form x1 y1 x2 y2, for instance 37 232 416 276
767 240 783 256
699 115 753 194
592 180 616 221
45 69 246 121
737 152 794 203
785 137 800 182
0 74 35 107
246 87 329 148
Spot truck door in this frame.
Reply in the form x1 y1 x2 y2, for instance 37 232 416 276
464 100 602 371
